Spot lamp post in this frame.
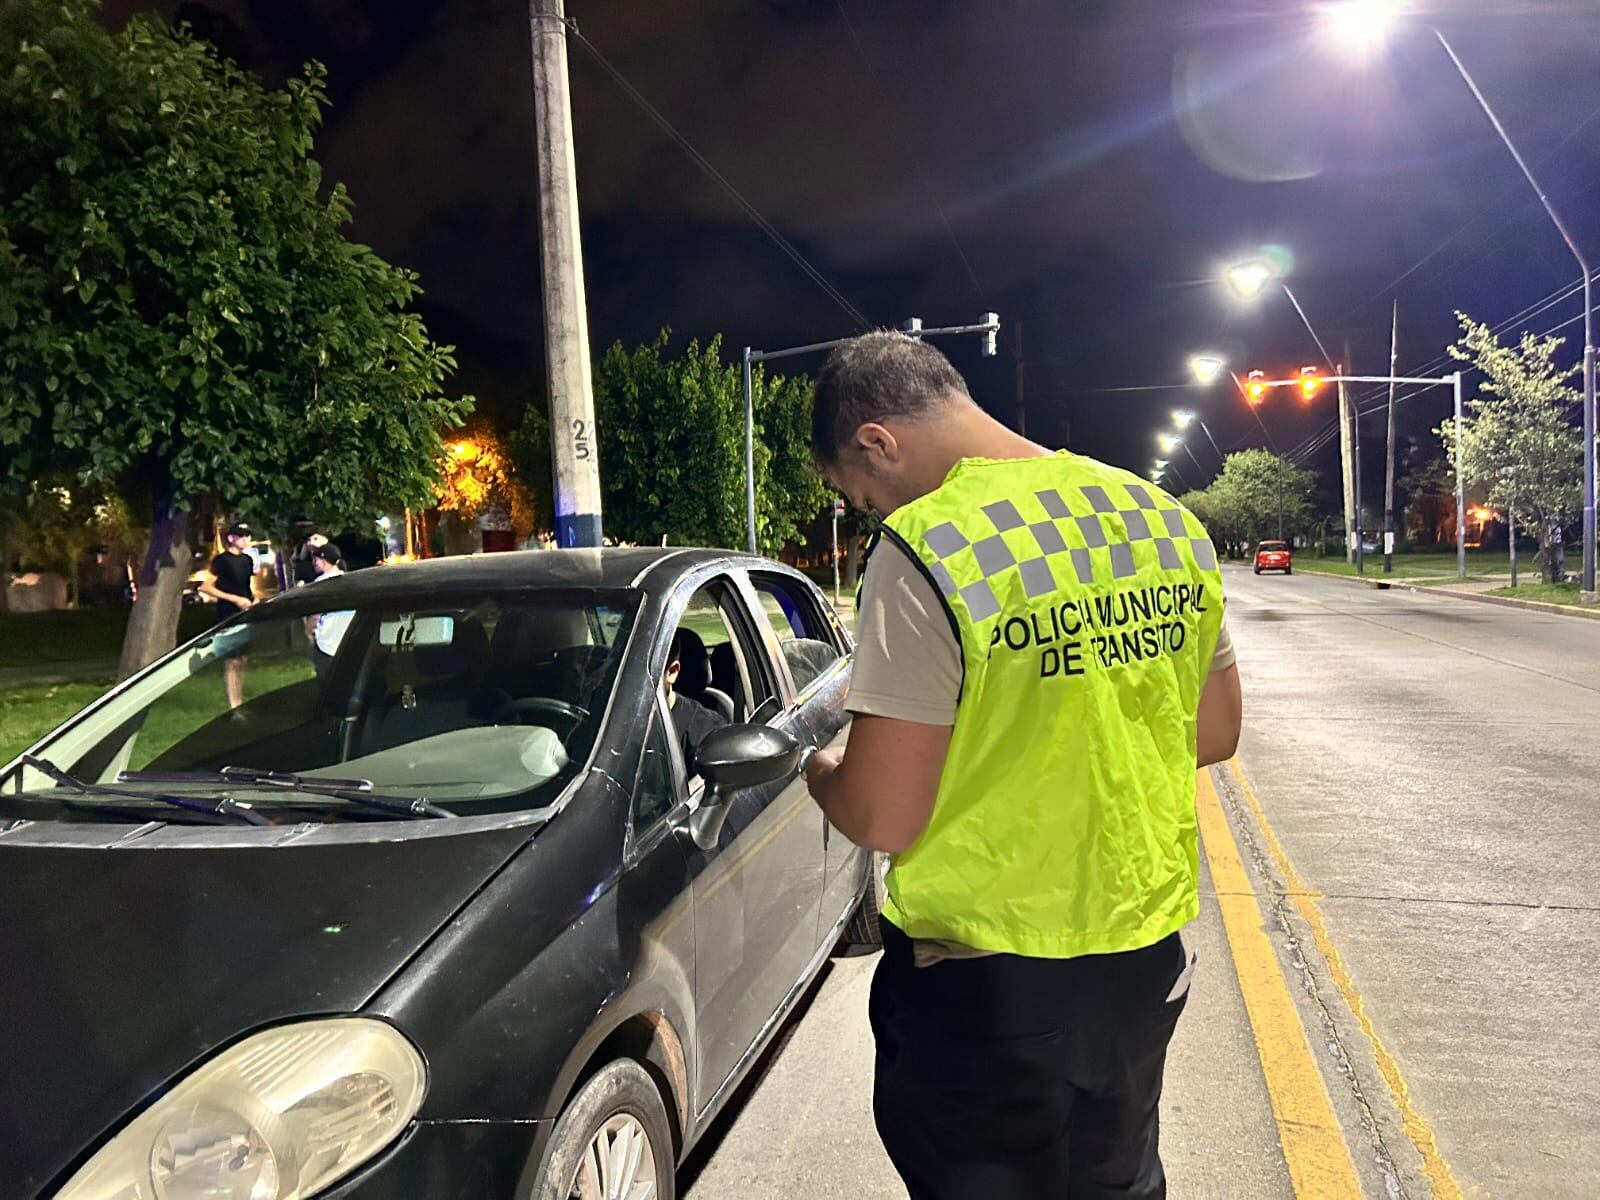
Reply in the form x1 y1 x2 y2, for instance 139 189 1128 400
741 314 1000 553
1319 1 1595 598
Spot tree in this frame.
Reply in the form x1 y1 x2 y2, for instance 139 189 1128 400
0 1 471 676
9 478 141 607
569 329 829 552
1439 313 1582 583
434 422 537 545
1178 450 1317 556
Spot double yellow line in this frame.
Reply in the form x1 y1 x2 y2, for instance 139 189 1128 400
1196 762 1461 1199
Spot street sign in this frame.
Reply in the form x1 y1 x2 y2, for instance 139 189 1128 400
834 498 847 517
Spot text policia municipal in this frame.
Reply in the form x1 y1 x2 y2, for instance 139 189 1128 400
987 581 1212 679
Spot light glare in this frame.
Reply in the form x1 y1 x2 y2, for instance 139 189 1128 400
1320 0 1398 57
1172 410 1196 429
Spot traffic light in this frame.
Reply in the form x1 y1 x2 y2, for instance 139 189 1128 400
1299 365 1323 401
1246 369 1266 405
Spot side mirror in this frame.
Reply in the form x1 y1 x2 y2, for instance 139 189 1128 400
689 724 801 850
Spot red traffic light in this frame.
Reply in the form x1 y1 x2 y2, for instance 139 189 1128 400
1246 369 1266 405
1299 365 1323 400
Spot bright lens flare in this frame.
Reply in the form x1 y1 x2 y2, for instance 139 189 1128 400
1224 259 1276 300
1188 354 1227 385
1173 410 1196 429
1158 433 1181 452
1320 0 1399 58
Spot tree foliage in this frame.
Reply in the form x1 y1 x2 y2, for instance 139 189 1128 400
1179 449 1317 555
572 329 830 551
0 1 471 669
1439 313 1582 582
434 422 537 541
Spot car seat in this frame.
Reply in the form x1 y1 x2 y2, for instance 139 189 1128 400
674 627 735 722
708 641 746 721
360 618 498 753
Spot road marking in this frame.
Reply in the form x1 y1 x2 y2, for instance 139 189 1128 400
1225 759 1463 1200
1194 767 1363 1198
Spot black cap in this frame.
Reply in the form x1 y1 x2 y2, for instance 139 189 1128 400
226 521 252 538
311 541 343 567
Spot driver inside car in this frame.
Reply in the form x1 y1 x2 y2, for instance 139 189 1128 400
664 629 728 776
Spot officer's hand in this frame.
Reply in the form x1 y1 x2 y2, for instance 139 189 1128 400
805 746 843 792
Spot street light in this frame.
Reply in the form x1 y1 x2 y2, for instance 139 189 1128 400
1224 260 1275 301
1318 0 1399 58
1188 354 1227 385
1315 2 1595 598
1173 410 1196 429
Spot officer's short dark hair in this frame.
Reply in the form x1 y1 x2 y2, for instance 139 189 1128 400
811 332 971 465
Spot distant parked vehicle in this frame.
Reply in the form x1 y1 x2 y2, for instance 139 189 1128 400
1254 540 1293 575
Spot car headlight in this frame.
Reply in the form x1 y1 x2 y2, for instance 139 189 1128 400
56 1018 426 1200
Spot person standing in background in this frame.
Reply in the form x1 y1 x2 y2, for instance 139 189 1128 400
197 521 257 710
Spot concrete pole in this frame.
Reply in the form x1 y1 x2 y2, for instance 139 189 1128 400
529 0 602 547
1384 301 1398 573
1338 372 1356 564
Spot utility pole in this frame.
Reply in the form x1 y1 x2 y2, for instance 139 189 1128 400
1349 340 1364 574
1339 365 1356 564
529 0 602 547
1015 321 1026 436
1384 302 1398 573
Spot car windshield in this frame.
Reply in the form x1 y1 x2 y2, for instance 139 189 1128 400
2 587 637 823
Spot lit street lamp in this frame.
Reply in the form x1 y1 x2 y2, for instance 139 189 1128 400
1223 260 1275 301
1188 354 1228 386
1316 0 1596 598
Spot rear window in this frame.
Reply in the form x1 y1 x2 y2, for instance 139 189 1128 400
1258 542 1290 552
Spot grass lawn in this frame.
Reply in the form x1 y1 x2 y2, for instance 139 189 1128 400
0 606 216 670
0 679 110 762
1286 551 1503 581
1484 582 1593 608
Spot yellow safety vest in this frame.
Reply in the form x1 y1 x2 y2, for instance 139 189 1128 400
878 452 1225 958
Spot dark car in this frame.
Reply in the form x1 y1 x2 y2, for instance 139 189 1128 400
1253 540 1293 575
0 548 875 1200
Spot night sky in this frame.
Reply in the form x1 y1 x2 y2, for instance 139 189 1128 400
100 0 1600 503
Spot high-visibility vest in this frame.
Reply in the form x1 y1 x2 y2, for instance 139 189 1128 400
877 452 1225 958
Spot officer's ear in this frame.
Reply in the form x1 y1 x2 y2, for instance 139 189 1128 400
853 422 900 465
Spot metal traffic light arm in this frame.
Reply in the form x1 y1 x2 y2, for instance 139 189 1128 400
742 314 1001 553
1245 371 1468 579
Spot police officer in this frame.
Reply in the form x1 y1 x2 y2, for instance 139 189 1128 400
803 333 1242 1199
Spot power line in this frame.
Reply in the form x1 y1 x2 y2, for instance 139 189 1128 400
565 23 873 331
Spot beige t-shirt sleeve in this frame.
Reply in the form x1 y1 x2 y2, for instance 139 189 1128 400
846 540 1235 724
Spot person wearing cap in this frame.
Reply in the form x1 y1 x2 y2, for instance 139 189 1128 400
197 521 258 709
291 530 330 587
304 542 354 679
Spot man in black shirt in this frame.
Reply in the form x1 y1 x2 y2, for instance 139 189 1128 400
197 521 257 709
665 630 728 775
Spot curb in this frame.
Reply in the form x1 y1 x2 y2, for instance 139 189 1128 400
1288 565 1600 622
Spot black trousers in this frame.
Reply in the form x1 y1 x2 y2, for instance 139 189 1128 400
869 922 1191 1200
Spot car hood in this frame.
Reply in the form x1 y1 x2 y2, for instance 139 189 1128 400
0 816 537 1197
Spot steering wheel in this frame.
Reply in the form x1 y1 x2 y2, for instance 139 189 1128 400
493 696 590 737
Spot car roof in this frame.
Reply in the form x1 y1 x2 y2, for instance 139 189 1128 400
264 546 774 611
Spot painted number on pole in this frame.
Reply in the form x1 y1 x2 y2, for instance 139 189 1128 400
572 418 591 461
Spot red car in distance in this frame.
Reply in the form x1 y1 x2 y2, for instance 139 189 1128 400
1254 540 1292 575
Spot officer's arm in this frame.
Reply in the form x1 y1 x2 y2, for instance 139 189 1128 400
1196 663 1242 766
804 715 951 854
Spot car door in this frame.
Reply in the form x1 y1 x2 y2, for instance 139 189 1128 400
674 574 824 1107
741 569 862 942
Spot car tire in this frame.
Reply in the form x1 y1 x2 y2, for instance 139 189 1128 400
838 851 887 956
1253 567 1261 574
533 1059 676 1200
1284 566 1292 575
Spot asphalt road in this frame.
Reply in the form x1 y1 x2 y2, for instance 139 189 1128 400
682 565 1600 1199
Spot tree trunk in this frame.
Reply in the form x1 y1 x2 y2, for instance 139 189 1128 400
117 495 192 682
1541 519 1565 584
0 528 9 614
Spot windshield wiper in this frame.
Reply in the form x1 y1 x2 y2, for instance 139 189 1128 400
21 755 269 826
118 766 455 820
